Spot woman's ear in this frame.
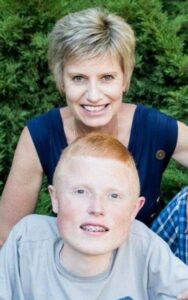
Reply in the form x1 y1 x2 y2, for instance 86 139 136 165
123 71 132 92
122 78 128 92
48 185 59 214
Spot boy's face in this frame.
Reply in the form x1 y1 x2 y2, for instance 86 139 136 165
49 156 144 259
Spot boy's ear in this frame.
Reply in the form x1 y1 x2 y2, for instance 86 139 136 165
48 185 58 214
131 197 145 221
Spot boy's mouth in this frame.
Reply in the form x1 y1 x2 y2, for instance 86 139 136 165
80 224 109 232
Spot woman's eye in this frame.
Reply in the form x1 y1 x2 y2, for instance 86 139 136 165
103 74 114 81
72 75 84 82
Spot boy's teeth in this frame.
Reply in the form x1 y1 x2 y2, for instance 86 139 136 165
81 225 107 232
83 105 106 112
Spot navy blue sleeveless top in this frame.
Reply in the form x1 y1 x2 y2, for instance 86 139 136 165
27 105 177 224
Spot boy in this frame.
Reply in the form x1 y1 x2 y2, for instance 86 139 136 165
0 133 188 300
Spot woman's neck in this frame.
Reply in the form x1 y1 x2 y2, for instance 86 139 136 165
74 116 118 138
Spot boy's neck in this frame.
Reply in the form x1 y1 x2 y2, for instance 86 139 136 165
60 246 114 277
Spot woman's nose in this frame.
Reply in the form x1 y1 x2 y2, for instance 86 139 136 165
86 81 101 103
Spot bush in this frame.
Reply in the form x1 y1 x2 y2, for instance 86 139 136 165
0 0 187 213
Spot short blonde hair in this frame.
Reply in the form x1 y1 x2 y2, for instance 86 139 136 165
53 133 140 196
48 8 135 94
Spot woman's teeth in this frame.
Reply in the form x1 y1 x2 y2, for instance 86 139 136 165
82 105 107 112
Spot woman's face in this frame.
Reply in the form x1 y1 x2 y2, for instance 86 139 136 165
62 54 127 128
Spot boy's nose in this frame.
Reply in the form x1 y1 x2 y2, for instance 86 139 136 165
87 198 105 216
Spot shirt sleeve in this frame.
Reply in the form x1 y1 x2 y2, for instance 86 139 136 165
0 224 25 300
148 233 188 299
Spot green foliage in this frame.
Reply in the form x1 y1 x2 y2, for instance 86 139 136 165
119 0 188 110
35 178 53 215
163 86 188 122
161 160 188 204
0 0 187 213
0 119 6 190
0 105 29 183
0 0 63 112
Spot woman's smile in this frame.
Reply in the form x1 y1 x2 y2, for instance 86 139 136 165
81 104 109 113
62 54 127 128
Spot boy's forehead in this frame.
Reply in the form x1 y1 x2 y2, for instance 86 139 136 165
55 155 133 183
61 155 128 170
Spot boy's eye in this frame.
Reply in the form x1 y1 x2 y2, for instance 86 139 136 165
110 193 119 199
75 189 86 195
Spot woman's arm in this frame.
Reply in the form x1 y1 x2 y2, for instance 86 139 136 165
0 127 43 246
173 121 188 166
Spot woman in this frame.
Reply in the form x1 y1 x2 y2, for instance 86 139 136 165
0 7 188 245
